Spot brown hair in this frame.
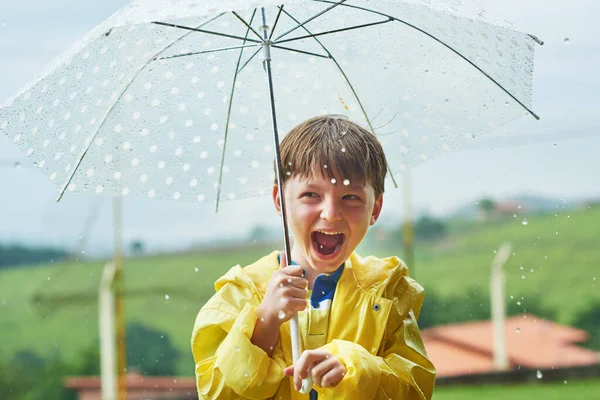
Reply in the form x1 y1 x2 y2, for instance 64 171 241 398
276 115 388 197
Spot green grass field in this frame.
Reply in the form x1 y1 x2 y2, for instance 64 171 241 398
433 379 600 399
0 205 598 377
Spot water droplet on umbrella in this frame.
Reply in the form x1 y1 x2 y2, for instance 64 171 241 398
521 219 528 226
278 310 286 319
536 370 543 379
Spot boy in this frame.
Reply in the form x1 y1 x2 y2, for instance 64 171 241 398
192 115 436 399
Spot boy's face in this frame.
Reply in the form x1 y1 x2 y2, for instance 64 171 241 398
273 172 383 275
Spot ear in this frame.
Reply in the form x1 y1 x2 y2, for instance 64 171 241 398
272 185 282 216
370 194 383 226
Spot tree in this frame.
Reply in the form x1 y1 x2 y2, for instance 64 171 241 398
478 198 496 220
573 303 600 350
126 322 179 376
414 215 447 241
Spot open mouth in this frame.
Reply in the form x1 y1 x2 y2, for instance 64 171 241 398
311 230 346 258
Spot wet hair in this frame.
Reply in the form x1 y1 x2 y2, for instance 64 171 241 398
276 115 388 197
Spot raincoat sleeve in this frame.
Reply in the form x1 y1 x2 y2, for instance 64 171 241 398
191 271 287 399
319 279 436 400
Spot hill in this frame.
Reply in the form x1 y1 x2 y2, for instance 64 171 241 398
0 205 598 376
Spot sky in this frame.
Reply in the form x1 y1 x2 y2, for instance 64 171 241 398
0 0 599 256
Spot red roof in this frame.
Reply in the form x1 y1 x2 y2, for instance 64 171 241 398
422 314 600 377
65 373 196 390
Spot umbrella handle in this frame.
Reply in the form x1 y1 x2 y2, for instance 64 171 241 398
290 314 313 393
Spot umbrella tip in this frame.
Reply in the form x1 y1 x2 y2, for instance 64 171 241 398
527 34 544 46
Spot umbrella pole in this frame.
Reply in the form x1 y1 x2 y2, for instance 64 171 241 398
260 7 312 394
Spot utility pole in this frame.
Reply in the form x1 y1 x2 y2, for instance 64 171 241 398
490 243 512 371
113 196 127 400
402 168 415 279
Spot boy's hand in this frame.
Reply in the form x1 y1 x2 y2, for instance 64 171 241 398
257 251 308 325
284 349 347 390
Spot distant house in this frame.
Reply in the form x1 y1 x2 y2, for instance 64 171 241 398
421 314 600 378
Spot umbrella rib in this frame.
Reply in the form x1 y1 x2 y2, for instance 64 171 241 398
271 44 330 59
215 9 258 212
231 11 264 41
56 14 227 201
237 47 262 74
268 5 285 41
279 8 399 189
274 0 347 42
157 43 261 60
152 21 263 44
313 0 540 120
275 18 393 44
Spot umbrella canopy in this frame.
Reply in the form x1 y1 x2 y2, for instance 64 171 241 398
0 0 541 394
0 0 540 207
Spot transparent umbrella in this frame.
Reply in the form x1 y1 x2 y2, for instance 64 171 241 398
0 0 541 394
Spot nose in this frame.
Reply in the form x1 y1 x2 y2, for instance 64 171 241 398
320 197 342 222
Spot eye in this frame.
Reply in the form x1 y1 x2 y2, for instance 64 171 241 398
343 194 361 201
302 192 319 198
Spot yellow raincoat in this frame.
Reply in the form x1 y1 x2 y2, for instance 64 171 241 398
192 251 436 399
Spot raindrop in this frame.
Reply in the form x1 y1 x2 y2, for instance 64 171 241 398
13 161 21 169
235 347 240 352
517 301 522 306
194 267 199 272
165 294 170 300
277 310 286 319
521 275 526 280
564 380 568 384
516 328 521 333
47 277 51 281
564 38 570 44
331 178 337 184
244 372 249 378
343 179 350 186
287 278 292 283
536 370 543 379
521 219 528 226
341 147 346 153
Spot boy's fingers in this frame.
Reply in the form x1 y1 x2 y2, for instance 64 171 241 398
280 264 304 277
310 357 339 387
284 365 294 377
283 276 308 290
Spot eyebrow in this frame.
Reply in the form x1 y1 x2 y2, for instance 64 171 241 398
304 182 368 192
